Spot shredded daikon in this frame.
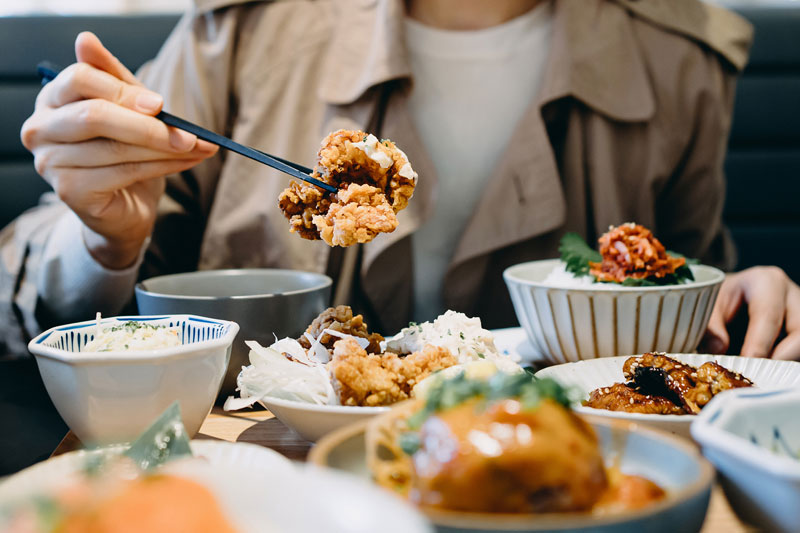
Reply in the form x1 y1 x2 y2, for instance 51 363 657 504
224 340 336 410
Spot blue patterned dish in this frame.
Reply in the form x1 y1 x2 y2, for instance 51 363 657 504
691 387 800 532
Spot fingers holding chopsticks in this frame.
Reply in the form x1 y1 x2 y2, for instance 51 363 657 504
19 32 217 270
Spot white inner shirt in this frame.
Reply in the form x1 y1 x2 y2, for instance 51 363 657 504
406 3 554 321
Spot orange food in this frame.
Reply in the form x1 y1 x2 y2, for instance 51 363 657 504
589 223 685 283
409 398 608 513
56 474 237 533
595 468 667 514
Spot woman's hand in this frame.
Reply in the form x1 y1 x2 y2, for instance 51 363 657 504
20 32 218 269
702 266 800 360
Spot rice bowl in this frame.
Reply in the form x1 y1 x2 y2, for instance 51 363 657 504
503 259 725 364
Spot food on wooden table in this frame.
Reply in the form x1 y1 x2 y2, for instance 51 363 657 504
82 315 180 352
585 353 753 415
278 130 417 246
366 372 666 514
224 307 521 409
11 473 239 533
545 223 695 287
0 404 240 533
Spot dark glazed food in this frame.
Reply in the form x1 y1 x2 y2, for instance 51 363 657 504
586 353 753 415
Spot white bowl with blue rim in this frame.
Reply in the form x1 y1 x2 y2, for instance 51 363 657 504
28 315 238 445
691 387 800 532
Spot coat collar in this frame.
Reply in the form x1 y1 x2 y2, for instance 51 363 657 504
318 0 658 123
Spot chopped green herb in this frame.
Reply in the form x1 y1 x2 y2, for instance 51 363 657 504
108 321 167 333
399 432 421 455
404 372 575 435
459 332 465 340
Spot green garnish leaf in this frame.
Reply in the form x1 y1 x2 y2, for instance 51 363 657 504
399 432 421 456
404 372 575 437
123 401 192 470
559 233 601 277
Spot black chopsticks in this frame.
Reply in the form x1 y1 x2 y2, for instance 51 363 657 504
36 62 335 193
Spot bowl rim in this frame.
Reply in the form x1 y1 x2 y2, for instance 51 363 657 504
691 387 800 479
259 395 391 414
135 268 333 301
310 414 715 530
503 259 726 292
536 354 800 425
27 314 240 364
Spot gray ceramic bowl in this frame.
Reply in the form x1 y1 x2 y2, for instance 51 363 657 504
135 269 332 397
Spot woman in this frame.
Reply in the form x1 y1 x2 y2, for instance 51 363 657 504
8 0 799 359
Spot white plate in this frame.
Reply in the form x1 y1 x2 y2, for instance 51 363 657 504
535 354 800 440
491 326 543 364
0 440 431 533
0 440 292 500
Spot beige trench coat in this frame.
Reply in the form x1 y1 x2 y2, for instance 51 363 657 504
0 0 752 354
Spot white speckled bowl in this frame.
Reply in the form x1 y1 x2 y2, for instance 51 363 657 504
260 397 389 442
28 315 238 445
536 354 800 440
503 259 725 364
692 388 800 532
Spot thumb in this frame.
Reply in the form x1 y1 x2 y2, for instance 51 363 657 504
75 31 140 86
700 276 745 354
701 303 730 354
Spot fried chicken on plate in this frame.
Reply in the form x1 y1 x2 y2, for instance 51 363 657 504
329 338 456 407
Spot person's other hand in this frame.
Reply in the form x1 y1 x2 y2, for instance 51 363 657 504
702 266 800 360
20 32 218 269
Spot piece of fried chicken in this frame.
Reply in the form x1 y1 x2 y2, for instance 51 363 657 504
313 184 398 247
278 129 417 246
329 338 456 407
298 305 384 355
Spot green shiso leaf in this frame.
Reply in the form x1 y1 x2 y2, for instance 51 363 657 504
559 233 601 277
123 401 193 470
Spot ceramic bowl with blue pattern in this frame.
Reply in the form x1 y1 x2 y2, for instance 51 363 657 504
28 315 239 445
691 387 800 532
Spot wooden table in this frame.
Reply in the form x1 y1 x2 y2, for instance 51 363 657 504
53 407 757 533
